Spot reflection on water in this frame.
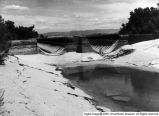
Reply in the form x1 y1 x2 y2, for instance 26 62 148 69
62 66 159 111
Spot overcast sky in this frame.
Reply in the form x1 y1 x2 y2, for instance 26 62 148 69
0 0 158 33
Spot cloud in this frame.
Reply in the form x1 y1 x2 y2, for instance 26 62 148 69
2 14 76 33
2 13 117 33
75 0 157 5
1 0 159 33
2 5 29 10
90 0 158 25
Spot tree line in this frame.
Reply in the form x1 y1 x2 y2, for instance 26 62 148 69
4 20 38 40
0 15 38 41
119 6 159 34
0 15 39 63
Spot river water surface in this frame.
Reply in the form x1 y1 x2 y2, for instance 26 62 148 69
61 63 159 111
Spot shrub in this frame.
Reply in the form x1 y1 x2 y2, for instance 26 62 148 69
0 15 39 64
0 16 10 64
119 7 159 34
5 20 39 40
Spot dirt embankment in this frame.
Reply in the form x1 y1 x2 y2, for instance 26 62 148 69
8 39 38 55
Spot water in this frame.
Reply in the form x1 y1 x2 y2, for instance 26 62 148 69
61 64 159 111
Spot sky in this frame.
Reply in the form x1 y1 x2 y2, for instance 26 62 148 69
0 0 159 33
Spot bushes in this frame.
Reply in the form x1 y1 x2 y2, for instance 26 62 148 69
0 16 10 64
5 20 39 40
0 15 39 64
119 7 159 34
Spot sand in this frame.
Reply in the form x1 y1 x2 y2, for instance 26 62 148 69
1 38 159 115
110 39 159 69
0 52 106 116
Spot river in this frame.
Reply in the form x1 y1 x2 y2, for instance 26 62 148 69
61 62 159 111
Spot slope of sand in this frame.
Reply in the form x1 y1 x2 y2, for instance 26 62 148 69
0 54 106 116
113 39 159 69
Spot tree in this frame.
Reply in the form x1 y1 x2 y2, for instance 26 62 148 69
0 16 11 64
0 16 10 50
119 6 159 34
4 20 39 40
15 25 38 40
5 20 16 40
0 15 39 64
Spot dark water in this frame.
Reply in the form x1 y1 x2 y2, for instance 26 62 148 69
61 64 159 111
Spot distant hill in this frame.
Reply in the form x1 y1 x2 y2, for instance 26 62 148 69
43 29 119 37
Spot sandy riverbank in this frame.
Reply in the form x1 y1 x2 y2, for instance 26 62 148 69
1 38 159 115
0 52 108 116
